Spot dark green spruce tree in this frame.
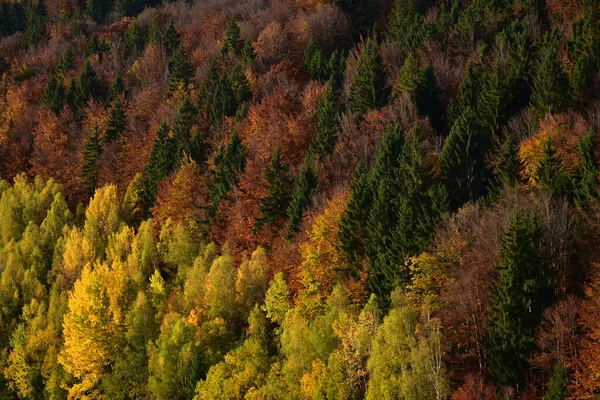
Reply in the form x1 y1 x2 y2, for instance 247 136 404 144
447 59 480 127
104 97 127 144
348 38 391 119
221 16 244 57
255 147 293 232
140 121 178 209
123 20 145 60
286 156 318 239
22 0 47 48
311 83 341 161
531 32 571 116
163 22 181 56
167 44 195 92
440 106 491 210
545 360 569 400
171 95 198 161
81 123 103 196
230 63 252 105
338 162 373 267
77 60 102 106
108 73 126 103
44 74 66 115
56 48 76 76
338 0 378 39
487 209 553 389
535 137 570 198
208 130 246 217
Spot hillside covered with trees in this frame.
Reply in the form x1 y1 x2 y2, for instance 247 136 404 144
1 0 600 398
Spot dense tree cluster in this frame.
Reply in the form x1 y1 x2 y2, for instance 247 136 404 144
0 0 600 398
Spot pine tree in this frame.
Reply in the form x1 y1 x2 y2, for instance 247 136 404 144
303 37 327 81
140 121 177 209
163 22 181 56
545 360 569 400
348 39 391 119
104 97 127 144
171 95 197 160
208 130 246 217
221 16 244 56
108 73 126 103
531 32 570 116
286 157 318 239
86 0 109 23
535 137 570 197
255 147 293 231
22 0 47 48
87 33 110 61
44 74 66 115
199 59 238 125
477 60 509 140
65 77 79 112
77 60 102 106
448 60 480 126
487 209 553 389
575 129 599 206
311 83 341 161
387 0 427 48
440 107 491 210
81 124 103 196
494 136 521 189
167 44 194 92
123 20 145 59
56 48 76 76
338 162 373 266
230 63 252 105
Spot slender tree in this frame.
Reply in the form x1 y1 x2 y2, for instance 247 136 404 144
81 124 103 196
286 157 318 239
104 97 127 144
311 83 341 161
167 44 194 92
531 32 570 116
348 39 391 119
255 147 293 231
440 107 491 209
487 209 553 389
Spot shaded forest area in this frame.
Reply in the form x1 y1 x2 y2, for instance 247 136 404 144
1 0 600 398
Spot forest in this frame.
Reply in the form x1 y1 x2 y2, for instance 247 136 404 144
0 0 600 398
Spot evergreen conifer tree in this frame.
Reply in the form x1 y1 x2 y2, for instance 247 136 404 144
221 16 244 56
81 124 103 196
311 83 341 161
104 97 127 144
167 44 194 92
22 0 47 48
124 20 145 59
448 60 480 126
108 73 126 103
348 39 391 119
255 147 293 231
77 60 102 106
171 96 197 160
44 74 66 115
545 361 569 400
494 136 521 189
531 32 570 116
208 130 246 217
56 48 76 76
440 107 491 209
286 157 318 239
163 22 180 56
65 77 79 112
487 209 553 388
338 162 373 268
230 63 251 105
535 137 570 197
140 121 177 208
303 38 327 81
